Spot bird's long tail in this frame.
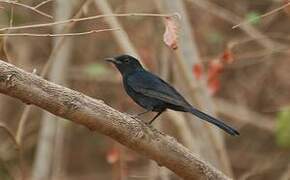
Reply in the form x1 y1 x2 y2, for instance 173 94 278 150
190 108 239 136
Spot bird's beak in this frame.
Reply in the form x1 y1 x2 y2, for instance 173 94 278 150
105 57 118 64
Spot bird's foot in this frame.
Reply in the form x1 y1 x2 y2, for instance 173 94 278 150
145 120 153 125
144 121 154 128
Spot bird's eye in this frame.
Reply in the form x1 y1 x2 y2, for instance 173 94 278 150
124 59 129 63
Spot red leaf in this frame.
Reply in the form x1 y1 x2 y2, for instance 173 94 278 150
163 17 178 50
208 59 224 81
106 147 120 164
220 47 234 64
208 78 220 95
192 63 203 80
207 59 224 95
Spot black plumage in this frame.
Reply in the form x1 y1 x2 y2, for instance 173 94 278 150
106 54 239 136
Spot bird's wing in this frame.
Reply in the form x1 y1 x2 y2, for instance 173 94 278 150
126 71 191 108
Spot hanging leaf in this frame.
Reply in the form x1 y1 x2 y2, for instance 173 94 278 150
192 63 203 80
163 17 178 50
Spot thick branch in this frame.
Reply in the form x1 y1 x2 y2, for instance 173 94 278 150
0 60 230 179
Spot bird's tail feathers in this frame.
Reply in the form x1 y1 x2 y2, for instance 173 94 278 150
190 108 239 136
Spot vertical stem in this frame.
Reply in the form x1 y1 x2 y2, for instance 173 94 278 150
31 1 74 180
94 0 140 60
157 0 233 176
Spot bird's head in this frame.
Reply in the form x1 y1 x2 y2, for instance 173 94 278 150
105 54 143 75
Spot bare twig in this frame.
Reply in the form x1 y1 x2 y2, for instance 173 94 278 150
233 2 290 29
9 3 14 27
15 103 31 144
0 28 120 37
15 0 94 150
0 60 231 180
95 0 140 58
187 0 283 50
40 0 93 78
0 123 23 179
0 123 19 148
0 12 178 32
34 0 53 9
2 0 15 64
2 26 11 64
35 2 76 179
0 0 53 19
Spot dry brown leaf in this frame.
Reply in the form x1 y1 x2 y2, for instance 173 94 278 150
163 17 178 50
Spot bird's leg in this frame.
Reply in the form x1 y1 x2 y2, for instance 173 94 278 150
132 110 151 118
148 110 164 124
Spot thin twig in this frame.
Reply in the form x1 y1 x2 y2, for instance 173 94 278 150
0 0 53 19
0 123 19 148
0 28 120 37
0 124 22 180
15 0 94 152
95 0 140 59
0 12 178 31
15 0 93 145
34 0 53 9
9 3 14 27
3 0 14 64
15 97 34 144
14 3 93 178
233 2 290 29
187 0 283 50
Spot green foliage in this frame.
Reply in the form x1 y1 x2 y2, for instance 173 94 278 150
84 63 108 76
246 11 261 25
276 107 290 148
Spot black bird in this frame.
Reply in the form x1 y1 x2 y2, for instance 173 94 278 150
106 54 239 136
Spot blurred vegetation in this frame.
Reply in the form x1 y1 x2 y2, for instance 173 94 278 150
0 0 290 179
276 108 290 148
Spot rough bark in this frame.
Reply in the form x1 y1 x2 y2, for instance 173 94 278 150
0 60 231 180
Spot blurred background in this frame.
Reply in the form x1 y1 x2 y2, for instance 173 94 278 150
0 0 290 179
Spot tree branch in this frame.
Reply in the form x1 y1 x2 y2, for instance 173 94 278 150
0 60 231 180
